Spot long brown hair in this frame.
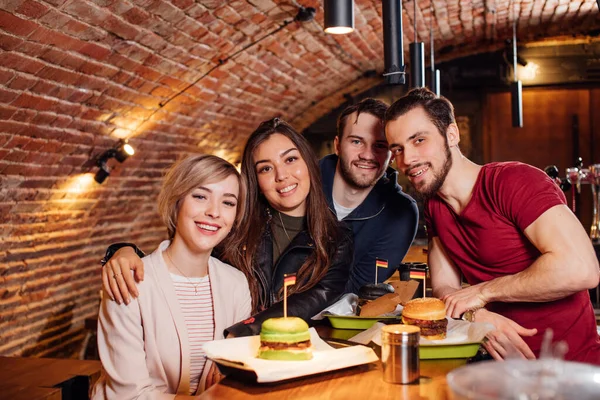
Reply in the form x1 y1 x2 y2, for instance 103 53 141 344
223 118 340 313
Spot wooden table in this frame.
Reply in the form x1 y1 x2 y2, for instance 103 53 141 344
199 358 464 400
199 324 466 400
0 356 101 400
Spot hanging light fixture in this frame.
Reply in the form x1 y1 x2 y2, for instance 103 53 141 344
429 4 440 96
511 1 523 128
324 0 354 35
409 0 425 88
382 0 406 85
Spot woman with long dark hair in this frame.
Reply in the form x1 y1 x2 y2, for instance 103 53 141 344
100 119 353 337
223 117 353 336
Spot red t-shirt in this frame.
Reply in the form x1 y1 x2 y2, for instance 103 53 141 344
425 162 600 363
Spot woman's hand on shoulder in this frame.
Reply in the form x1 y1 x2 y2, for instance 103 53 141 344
102 247 144 305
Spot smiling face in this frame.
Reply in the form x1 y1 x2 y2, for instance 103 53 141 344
386 107 454 199
253 133 311 216
174 174 240 254
335 112 391 189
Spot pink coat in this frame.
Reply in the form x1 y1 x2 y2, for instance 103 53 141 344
92 240 252 399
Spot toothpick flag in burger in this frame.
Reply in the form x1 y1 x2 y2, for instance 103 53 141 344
257 273 313 360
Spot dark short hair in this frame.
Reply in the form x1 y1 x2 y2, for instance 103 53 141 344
385 88 455 137
337 98 389 139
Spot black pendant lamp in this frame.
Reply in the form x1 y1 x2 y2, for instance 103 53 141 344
382 0 406 84
409 0 425 88
324 0 354 34
429 5 440 96
511 3 523 128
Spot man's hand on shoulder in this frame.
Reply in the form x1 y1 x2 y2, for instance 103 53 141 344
442 282 491 318
476 309 537 360
102 246 144 305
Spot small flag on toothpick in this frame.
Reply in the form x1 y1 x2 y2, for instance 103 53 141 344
283 273 296 318
374 258 388 284
409 268 427 297
409 270 426 280
284 273 297 287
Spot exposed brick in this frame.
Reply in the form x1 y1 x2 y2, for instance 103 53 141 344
122 6 150 25
78 42 112 61
0 9 40 37
103 14 140 40
7 74 38 90
0 32 24 51
0 87 19 104
172 0 194 10
2 52 46 75
0 104 17 120
15 0 50 19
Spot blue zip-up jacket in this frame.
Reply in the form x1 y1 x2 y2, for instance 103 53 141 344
320 154 419 294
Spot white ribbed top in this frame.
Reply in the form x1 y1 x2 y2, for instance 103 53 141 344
170 273 214 395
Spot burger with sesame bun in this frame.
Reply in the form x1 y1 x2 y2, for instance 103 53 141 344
401 297 448 340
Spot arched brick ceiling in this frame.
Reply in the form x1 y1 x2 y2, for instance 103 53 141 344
1 1 599 164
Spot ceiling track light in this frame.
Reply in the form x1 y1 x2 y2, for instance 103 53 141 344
324 0 354 35
409 0 425 89
382 0 406 85
94 139 135 184
295 6 316 22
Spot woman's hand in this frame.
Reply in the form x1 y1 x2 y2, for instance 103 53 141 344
102 246 145 304
205 363 224 389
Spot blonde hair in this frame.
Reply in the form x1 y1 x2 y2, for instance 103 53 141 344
157 154 245 240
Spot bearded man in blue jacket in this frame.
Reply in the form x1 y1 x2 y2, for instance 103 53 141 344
319 98 419 294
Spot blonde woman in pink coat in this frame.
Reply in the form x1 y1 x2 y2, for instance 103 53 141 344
92 155 251 399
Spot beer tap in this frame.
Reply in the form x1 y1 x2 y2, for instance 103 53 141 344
544 165 572 192
546 159 600 242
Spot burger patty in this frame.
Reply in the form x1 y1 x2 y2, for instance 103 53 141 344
402 316 448 329
260 340 311 350
419 327 447 337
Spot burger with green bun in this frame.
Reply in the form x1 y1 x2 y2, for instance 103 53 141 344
257 317 313 361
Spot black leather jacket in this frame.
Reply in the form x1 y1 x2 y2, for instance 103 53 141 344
225 225 354 337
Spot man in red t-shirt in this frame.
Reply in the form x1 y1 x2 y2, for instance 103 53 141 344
385 88 600 364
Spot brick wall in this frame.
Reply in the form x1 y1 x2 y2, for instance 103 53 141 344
1 0 599 358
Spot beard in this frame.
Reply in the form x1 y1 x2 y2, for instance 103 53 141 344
338 157 385 189
413 142 452 200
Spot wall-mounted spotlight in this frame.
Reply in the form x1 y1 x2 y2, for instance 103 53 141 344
324 0 354 34
94 139 135 184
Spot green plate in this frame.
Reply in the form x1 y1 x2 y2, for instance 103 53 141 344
326 315 401 330
419 343 481 359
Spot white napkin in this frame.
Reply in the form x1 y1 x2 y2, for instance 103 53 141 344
312 293 403 320
349 319 495 346
203 328 379 383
